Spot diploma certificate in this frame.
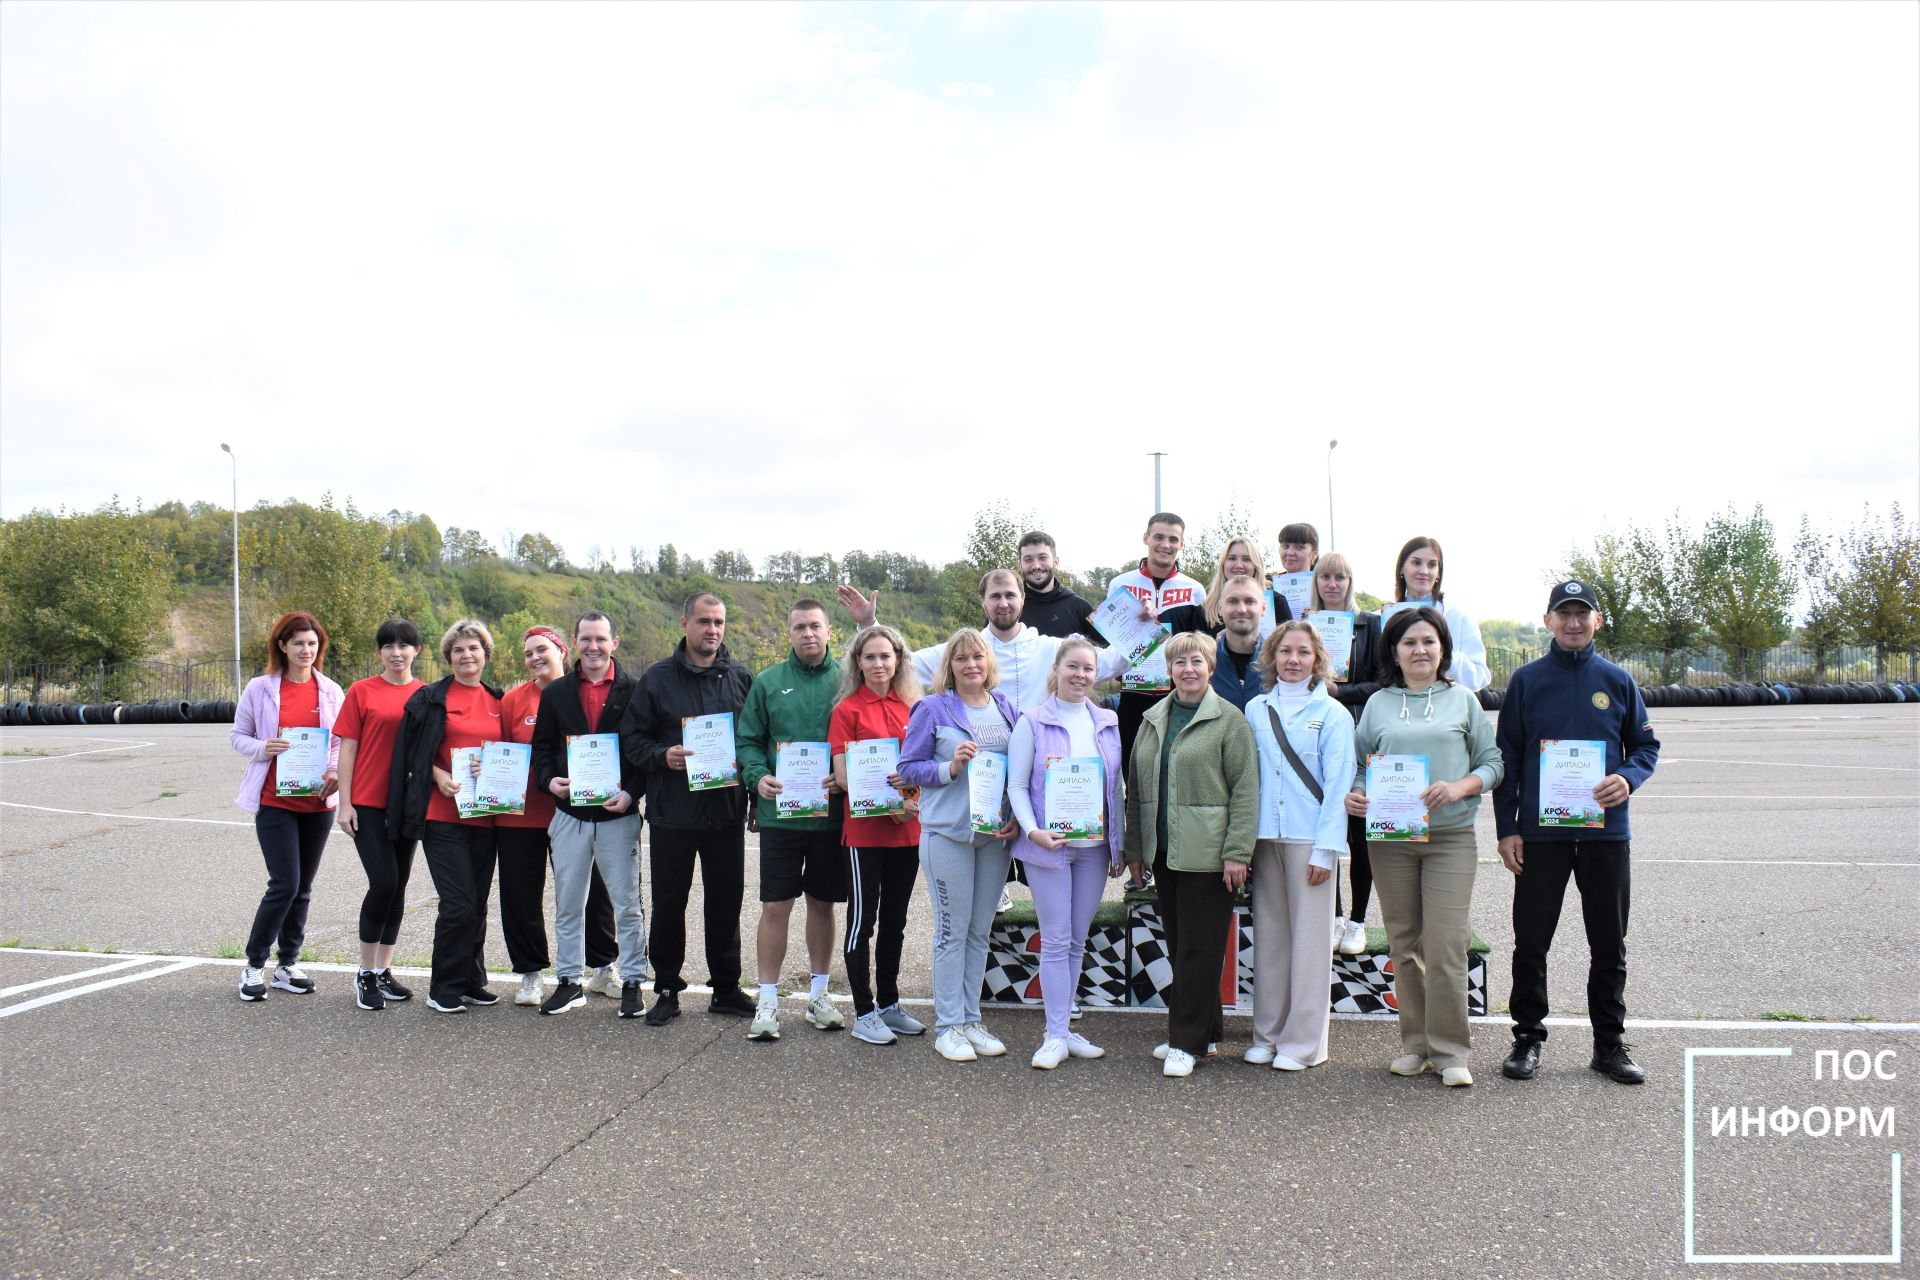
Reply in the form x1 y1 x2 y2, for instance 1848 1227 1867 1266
275 726 330 797
683 712 739 791
1090 590 1172 669
1365 754 1429 842
844 738 904 818
1379 600 1423 628
566 733 622 805
1539 739 1607 828
1120 649 1170 692
1272 571 1314 619
1306 610 1356 680
967 753 1008 835
475 740 531 816
1043 756 1105 841
774 741 831 818
449 747 485 819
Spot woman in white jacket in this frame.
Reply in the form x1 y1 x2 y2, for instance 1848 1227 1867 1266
1388 536 1491 692
1241 620 1356 1069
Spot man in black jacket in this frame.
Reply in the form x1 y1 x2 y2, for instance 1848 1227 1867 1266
1017 530 1100 642
530 611 651 1019
624 593 756 1023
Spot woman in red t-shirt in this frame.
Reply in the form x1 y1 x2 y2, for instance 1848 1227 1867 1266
828 624 924 1047
334 617 425 1011
229 611 345 1003
497 625 569 1007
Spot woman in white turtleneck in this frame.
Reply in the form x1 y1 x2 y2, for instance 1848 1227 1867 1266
1241 621 1356 1070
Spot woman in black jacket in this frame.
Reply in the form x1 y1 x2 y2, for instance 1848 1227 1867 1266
1307 552 1384 957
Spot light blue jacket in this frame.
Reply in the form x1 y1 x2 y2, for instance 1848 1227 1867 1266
1243 682 1355 869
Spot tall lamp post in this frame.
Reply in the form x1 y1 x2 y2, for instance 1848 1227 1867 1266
1326 439 1339 550
1149 451 1166 511
220 444 240 696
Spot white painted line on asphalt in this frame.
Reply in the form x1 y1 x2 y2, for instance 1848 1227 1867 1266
0 958 201 1019
0 800 252 827
1635 858 1920 868
0 956 156 999
1662 757 1917 772
0 740 156 763
1632 794 1914 801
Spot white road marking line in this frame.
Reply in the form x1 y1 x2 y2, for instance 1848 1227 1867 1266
1662 757 1916 772
0 800 252 827
0 956 157 998
0 740 156 763
1633 794 1914 801
0 958 201 1018
1635 858 1920 868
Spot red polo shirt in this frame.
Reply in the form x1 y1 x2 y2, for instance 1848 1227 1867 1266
827 685 919 849
577 661 617 731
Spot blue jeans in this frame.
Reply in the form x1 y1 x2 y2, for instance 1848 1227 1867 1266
549 811 646 983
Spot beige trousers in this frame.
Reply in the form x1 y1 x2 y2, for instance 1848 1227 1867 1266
1249 839 1336 1064
1368 827 1478 1069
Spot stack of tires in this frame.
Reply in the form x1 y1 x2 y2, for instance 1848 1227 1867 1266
0 700 237 727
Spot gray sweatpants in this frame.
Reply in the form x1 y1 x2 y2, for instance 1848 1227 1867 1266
919 829 1013 1032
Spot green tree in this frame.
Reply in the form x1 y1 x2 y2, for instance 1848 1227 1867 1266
1688 504 1792 681
457 557 532 621
0 501 174 665
1793 515 1849 682
1629 519 1701 683
1832 502 1920 681
1184 496 1263 589
513 532 569 573
1557 530 1647 649
246 495 402 674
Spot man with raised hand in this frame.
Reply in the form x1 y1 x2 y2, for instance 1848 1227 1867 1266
735 599 848 1040
625 593 755 1026
1107 512 1206 765
529 611 651 1020
1492 580 1660 1086
1017 530 1099 642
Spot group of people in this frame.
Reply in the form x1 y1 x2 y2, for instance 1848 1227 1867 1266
229 513 1659 1086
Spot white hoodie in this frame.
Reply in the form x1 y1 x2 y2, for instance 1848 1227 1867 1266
907 624 1132 711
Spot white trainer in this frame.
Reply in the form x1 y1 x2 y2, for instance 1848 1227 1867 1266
1030 1037 1069 1070
959 1023 1007 1057
1154 1041 1217 1061
514 972 544 1006
1273 1053 1308 1072
934 1027 978 1062
1337 919 1368 956
1162 1048 1196 1078
1243 1044 1277 1065
1065 1032 1104 1059
585 966 623 998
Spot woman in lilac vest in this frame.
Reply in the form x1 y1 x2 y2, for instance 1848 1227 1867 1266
1006 636 1125 1070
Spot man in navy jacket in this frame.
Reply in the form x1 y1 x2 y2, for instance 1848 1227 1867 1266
1492 580 1660 1085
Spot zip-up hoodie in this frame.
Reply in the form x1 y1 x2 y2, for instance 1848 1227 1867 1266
624 640 755 830
1107 560 1206 759
1244 678 1355 867
1007 696 1124 870
230 672 346 813
905 624 1131 712
736 647 840 832
1492 641 1659 842
897 689 1021 839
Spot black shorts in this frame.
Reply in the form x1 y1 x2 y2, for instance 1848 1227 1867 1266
758 826 849 904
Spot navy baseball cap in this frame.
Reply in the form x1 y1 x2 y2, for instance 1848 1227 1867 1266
1547 580 1598 613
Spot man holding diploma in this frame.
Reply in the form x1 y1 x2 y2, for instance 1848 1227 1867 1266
1493 581 1660 1086
625 593 756 1024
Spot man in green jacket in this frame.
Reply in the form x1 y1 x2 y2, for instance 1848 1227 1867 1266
735 599 847 1040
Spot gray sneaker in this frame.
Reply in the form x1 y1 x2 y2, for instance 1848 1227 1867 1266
748 994 781 1041
805 992 845 1030
850 1010 897 1045
877 1004 926 1036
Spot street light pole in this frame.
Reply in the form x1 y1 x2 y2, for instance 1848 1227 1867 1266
1149 452 1166 512
220 444 240 696
1326 439 1339 550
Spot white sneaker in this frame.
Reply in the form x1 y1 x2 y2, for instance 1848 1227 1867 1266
1065 1032 1105 1059
1337 919 1368 956
805 992 845 1030
934 1027 978 1062
997 888 1013 914
959 1022 1007 1057
1441 1066 1474 1087
1154 1041 1217 1061
878 1004 926 1036
1030 1037 1070 1070
851 1010 897 1045
747 995 781 1041
1243 1044 1277 1065
237 966 268 1002
586 966 623 998
514 973 544 1006
270 964 314 994
1162 1048 1196 1078
1273 1053 1308 1072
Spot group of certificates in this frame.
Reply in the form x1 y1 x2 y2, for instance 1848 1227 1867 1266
1088 574 1361 692
1361 741 1609 840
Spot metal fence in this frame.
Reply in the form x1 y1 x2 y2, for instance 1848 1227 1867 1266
1486 644 1918 689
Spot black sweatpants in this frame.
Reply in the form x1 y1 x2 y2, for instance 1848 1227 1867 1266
844 846 919 1016
648 823 746 994
1509 838 1631 1048
1337 813 1374 922
353 806 417 946
1156 857 1234 1055
422 821 498 1004
494 826 553 974
246 808 332 969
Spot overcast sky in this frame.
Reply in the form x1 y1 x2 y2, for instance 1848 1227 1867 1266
3 0 1915 620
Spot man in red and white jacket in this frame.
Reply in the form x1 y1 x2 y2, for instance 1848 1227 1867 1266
1106 512 1206 767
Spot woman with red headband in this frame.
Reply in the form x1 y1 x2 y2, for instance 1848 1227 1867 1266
498 625 570 1007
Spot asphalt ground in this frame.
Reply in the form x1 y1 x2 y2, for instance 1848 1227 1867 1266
1 705 1915 1278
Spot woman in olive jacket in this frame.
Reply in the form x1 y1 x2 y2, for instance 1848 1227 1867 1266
1124 632 1261 1078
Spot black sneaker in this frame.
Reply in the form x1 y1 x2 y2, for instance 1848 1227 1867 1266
375 971 414 1002
540 980 586 1016
461 987 500 1007
355 971 386 1011
644 989 681 1026
619 981 645 1019
1591 1043 1646 1084
271 964 316 994
1502 1040 1541 1080
425 994 467 1014
237 965 269 1002
707 987 756 1018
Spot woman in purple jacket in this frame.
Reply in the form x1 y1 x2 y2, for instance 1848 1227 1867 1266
230 611 345 1003
898 629 1021 1063
1006 636 1125 1070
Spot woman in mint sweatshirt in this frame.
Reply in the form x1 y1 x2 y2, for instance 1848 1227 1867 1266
1345 606 1502 1087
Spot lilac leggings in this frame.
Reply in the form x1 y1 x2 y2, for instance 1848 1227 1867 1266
1026 846 1111 1039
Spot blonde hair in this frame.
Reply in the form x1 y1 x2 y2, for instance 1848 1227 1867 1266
1202 538 1267 628
439 618 495 663
1256 620 1331 691
1308 552 1357 612
930 627 1000 695
1045 635 1101 697
1162 631 1216 669
835 624 923 707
